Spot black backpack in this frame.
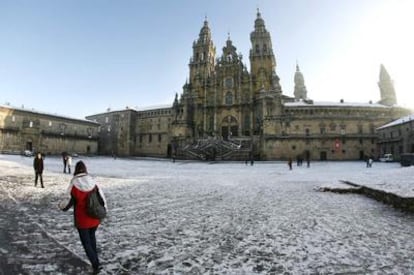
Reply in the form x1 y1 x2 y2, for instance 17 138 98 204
87 187 107 220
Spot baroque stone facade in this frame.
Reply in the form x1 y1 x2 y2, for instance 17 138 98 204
168 11 409 160
88 10 410 160
0 105 99 155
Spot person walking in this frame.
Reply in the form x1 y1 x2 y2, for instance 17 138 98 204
33 152 44 188
67 155 72 174
59 161 107 273
62 152 68 173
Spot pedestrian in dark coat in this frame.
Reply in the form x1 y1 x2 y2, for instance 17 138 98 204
62 152 68 173
33 152 44 188
59 161 107 273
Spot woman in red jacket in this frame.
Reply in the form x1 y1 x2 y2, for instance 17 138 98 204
60 161 106 273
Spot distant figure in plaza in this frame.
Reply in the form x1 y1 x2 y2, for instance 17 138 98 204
62 152 68 173
367 157 373 168
306 157 310 168
33 152 44 188
288 158 293 170
67 155 72 174
249 152 254 166
365 156 374 168
296 155 303 166
59 161 106 273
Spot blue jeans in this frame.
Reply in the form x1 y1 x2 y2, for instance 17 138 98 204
77 227 99 270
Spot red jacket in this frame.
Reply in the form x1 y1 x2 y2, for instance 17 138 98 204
71 185 100 229
62 173 106 229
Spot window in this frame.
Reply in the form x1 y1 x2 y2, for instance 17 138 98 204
225 92 233 105
305 128 310 136
48 121 52 127
224 78 233 88
370 124 375 134
149 134 152 143
158 134 162 142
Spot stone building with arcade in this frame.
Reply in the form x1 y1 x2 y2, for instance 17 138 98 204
87 10 410 161
0 104 99 155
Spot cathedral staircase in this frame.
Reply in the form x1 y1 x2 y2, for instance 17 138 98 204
179 138 252 161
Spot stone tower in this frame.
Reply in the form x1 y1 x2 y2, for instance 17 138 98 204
294 63 308 101
378 64 397 106
249 9 279 93
189 18 216 87
248 10 283 136
179 18 217 139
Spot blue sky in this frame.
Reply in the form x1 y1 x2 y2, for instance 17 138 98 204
1 0 413 119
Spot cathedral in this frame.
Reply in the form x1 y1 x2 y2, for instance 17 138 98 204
1 10 409 160
165 10 408 160
87 10 409 161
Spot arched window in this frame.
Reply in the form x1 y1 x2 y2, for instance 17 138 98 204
225 92 233 105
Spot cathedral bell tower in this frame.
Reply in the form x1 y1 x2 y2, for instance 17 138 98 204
189 18 216 88
294 63 308 101
249 9 279 93
378 64 397 106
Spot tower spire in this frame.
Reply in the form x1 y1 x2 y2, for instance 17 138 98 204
294 63 308 101
378 64 397 106
189 18 216 84
249 10 278 93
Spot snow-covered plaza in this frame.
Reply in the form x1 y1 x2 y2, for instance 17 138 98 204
1 154 414 274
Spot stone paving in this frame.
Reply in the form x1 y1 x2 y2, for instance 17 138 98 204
1 157 414 274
